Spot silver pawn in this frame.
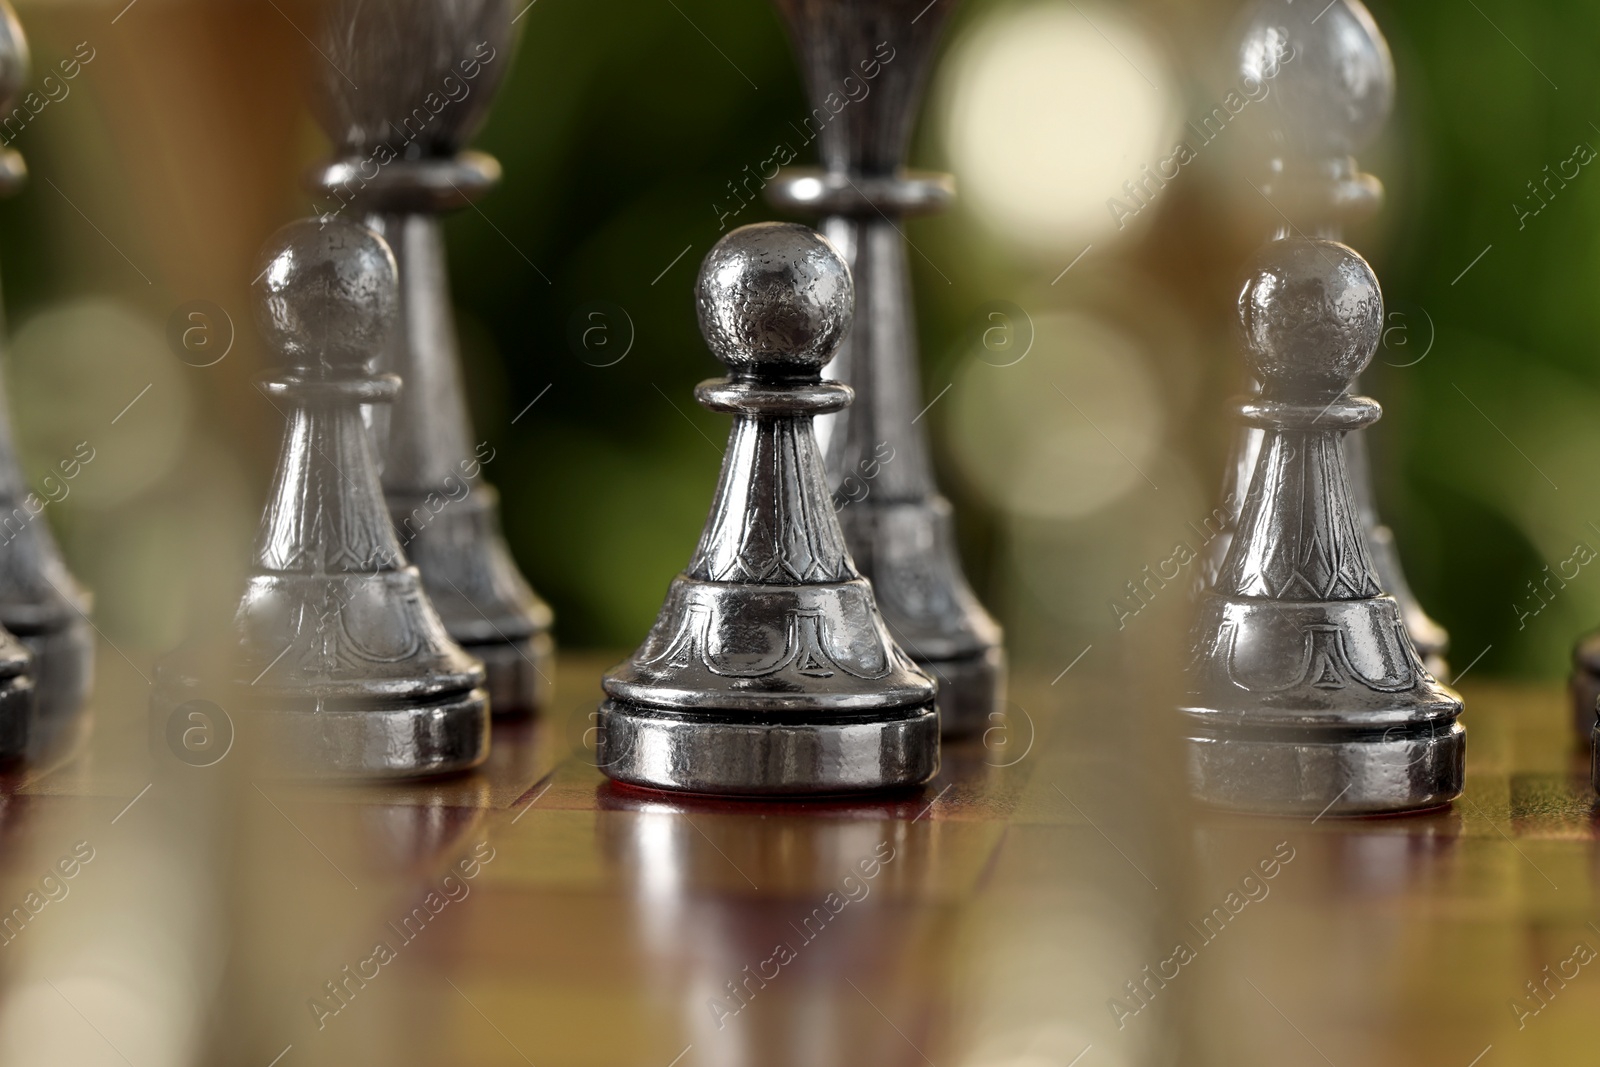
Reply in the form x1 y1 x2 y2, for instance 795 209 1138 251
598 222 939 795
0 0 90 761
310 0 552 717
154 219 489 778
1183 238 1464 816
766 0 1005 738
1206 0 1449 680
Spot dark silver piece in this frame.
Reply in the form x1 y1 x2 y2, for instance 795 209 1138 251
0 1 88 761
154 219 489 779
765 0 1004 737
1206 0 1448 680
1182 238 1464 816
310 0 551 717
598 222 939 796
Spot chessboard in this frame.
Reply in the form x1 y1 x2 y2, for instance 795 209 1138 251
1 645 1593 1067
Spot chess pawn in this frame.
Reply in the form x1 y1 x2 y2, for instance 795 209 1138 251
0 0 90 760
309 0 552 717
1203 0 1450 679
765 0 1005 737
153 219 489 778
598 222 939 795
1182 238 1463 815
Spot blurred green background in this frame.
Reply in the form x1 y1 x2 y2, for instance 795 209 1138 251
0 0 1592 681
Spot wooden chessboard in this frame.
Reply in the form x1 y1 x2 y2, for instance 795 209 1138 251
2 648 1596 1067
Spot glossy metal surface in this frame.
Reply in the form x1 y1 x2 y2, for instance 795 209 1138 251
1182 238 1464 815
765 0 1003 738
1205 0 1449 683
310 0 552 717
0 1 89 763
600 222 938 795
152 219 488 779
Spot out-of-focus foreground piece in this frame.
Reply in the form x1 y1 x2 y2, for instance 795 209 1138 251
1183 238 1464 815
1206 0 1449 681
152 218 489 779
0 0 90 762
766 0 1004 738
312 0 552 717
599 222 938 796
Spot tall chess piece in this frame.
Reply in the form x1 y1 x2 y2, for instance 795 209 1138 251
311 0 552 717
153 219 489 778
765 0 1003 737
0 1 90 760
1183 238 1463 815
1203 0 1449 679
598 223 938 795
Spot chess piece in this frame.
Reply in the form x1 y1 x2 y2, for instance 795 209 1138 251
153 219 489 778
0 0 90 761
1571 632 1600 742
765 0 1004 737
310 0 552 717
1203 0 1449 681
598 222 938 795
0 635 27 762
1182 237 1464 815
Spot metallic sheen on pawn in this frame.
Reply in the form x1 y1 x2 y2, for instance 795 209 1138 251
1182 238 1464 816
598 222 939 796
152 218 489 778
1205 0 1449 685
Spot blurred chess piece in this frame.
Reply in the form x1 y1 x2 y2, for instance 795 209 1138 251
1182 238 1463 815
599 222 938 795
0 635 28 763
0 0 90 761
310 0 552 718
766 0 1004 738
1204 0 1449 681
1572 620 1600 743
153 218 489 778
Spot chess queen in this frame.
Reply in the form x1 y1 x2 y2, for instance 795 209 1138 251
1182 237 1464 815
598 222 938 795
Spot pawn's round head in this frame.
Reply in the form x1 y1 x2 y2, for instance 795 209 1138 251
1236 0 1393 160
1237 237 1382 401
253 218 398 376
695 222 854 378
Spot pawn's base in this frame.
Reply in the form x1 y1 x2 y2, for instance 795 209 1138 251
0 674 30 764
253 690 490 779
1185 721 1466 816
595 698 938 796
466 632 553 719
922 645 1005 739
19 620 94 762
150 680 489 780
